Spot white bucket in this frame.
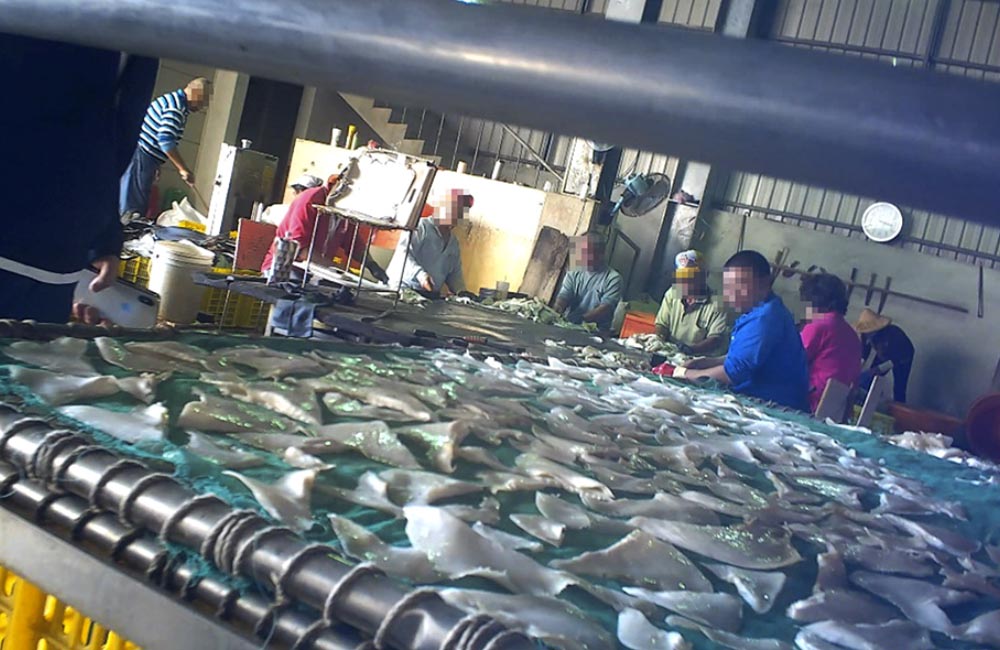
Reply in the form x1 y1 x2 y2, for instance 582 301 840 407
148 240 214 323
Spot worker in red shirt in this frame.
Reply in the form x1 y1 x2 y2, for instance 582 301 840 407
260 174 388 282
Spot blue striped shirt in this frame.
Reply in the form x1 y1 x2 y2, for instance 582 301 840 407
137 89 189 162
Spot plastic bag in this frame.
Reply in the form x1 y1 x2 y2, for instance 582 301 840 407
156 197 207 228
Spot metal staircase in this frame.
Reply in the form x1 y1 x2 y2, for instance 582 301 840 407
339 94 567 190
340 94 469 167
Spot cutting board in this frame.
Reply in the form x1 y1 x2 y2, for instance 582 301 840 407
518 226 570 303
235 219 277 271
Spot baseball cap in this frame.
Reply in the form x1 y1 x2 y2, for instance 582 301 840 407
290 174 323 190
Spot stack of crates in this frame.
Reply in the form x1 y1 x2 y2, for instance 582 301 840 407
117 257 151 288
198 270 270 330
117 258 269 331
0 565 137 650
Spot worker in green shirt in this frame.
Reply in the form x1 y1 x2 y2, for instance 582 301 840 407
655 250 730 356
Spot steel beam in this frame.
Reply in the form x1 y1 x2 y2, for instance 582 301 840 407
1 0 1000 223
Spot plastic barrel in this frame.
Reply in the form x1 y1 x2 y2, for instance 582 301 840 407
148 241 214 324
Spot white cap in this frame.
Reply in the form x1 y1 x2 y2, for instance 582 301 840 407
290 174 323 190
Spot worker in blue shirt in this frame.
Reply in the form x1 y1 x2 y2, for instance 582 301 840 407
554 232 623 332
387 189 474 296
673 250 809 411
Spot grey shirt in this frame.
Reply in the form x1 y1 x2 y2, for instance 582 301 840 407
557 267 623 331
386 219 466 293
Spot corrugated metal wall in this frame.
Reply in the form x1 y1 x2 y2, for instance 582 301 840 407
658 0 722 28
360 0 1000 267
717 0 1000 267
501 0 592 9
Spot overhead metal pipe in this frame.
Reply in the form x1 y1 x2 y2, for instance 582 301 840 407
2 0 1000 222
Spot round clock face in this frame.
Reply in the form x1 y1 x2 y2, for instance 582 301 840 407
861 202 904 243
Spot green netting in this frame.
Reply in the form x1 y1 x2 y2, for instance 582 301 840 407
0 332 997 650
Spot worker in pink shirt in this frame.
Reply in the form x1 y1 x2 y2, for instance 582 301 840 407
799 273 862 414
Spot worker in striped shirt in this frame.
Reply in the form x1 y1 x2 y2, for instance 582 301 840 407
119 77 211 221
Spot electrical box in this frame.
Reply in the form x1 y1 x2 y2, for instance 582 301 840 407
207 144 278 236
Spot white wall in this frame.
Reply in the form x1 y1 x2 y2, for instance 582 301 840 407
283 140 597 293
696 210 1000 417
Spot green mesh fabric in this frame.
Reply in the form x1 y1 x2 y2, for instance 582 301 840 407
0 332 996 650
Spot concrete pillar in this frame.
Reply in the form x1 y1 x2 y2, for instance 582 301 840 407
605 0 664 23
651 0 768 297
292 87 380 147
293 86 318 141
603 0 668 298
604 0 645 22
195 70 249 208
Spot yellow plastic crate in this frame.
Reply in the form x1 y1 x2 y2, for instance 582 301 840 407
117 258 151 288
176 220 206 234
117 258 268 331
0 565 138 650
199 269 270 331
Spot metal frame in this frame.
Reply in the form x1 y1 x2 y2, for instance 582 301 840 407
0 406 532 650
0 461 362 650
0 506 259 650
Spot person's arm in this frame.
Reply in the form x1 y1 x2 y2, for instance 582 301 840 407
582 303 614 324
715 310 781 387
157 109 193 182
444 253 466 296
800 322 823 364
164 148 193 183
553 273 577 313
687 336 723 355
392 225 434 291
88 208 124 282
684 364 733 384
688 304 730 354
654 298 672 341
409 227 436 292
280 202 323 262
683 355 727 370
581 271 622 324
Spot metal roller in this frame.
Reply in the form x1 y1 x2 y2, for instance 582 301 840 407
0 406 533 650
0 461 365 650
1 0 1000 221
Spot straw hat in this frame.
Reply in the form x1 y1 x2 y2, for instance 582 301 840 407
855 308 891 334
